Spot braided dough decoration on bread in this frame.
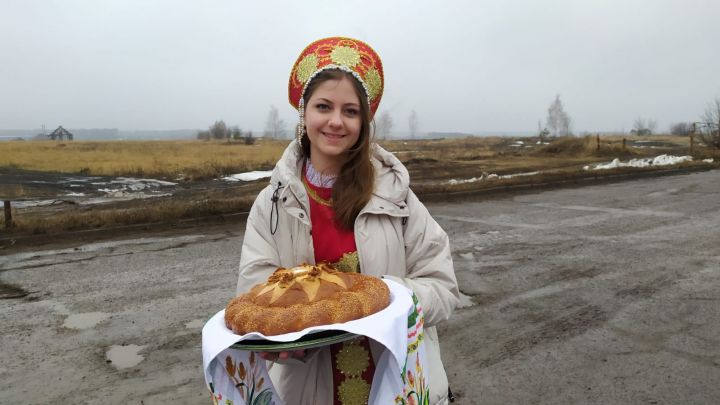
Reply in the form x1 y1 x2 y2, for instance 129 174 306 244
225 263 390 336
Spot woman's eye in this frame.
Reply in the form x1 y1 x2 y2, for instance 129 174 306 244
345 109 359 116
316 103 330 110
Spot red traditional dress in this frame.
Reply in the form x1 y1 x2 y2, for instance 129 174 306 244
303 162 376 405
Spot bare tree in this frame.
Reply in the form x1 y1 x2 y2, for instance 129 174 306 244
669 122 692 136
546 94 572 136
632 117 646 134
375 111 393 139
209 120 228 140
408 110 419 139
631 117 655 136
699 97 720 148
264 105 286 138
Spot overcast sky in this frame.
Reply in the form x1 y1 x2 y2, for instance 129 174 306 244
2 0 719 135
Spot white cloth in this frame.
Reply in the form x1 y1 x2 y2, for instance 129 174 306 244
202 279 430 405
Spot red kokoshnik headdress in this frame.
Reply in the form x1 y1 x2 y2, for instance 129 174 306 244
288 37 384 117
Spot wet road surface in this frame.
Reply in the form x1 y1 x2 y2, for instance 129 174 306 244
1 170 718 404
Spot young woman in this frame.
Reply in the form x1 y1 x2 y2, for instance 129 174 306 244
236 37 459 405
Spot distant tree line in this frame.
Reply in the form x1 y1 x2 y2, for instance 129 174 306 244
197 120 254 145
534 92 719 150
199 95 720 149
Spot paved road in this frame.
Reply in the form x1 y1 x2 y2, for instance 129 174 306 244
1 170 718 404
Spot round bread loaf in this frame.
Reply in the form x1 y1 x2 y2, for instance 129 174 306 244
225 263 390 336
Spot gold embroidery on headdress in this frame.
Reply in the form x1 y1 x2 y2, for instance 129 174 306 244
364 68 382 101
331 46 361 67
296 54 319 84
289 37 384 116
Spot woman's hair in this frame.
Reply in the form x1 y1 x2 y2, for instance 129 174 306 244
300 69 375 230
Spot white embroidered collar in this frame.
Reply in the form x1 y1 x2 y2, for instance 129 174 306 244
304 159 337 188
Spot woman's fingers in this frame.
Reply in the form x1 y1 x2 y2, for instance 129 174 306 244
258 351 277 361
258 349 305 361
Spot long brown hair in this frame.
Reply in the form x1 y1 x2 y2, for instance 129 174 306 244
300 69 375 230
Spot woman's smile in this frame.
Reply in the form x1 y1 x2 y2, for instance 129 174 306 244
322 131 346 139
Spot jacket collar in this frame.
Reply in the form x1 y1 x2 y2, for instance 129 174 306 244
363 144 409 217
269 141 409 215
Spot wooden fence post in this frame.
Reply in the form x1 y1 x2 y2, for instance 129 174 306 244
3 201 12 229
690 123 695 154
596 134 600 151
622 138 627 151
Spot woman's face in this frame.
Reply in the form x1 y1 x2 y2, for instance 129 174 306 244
304 76 362 173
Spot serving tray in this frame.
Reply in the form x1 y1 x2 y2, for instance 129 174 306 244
230 329 358 352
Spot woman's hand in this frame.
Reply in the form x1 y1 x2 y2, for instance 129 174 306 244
258 349 306 361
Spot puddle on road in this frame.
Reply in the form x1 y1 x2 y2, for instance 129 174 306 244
63 312 110 329
185 319 205 329
459 252 475 261
457 293 475 308
106 344 146 370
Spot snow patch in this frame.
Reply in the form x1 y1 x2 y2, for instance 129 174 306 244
221 171 273 182
589 154 693 170
12 200 64 208
448 171 540 185
106 177 177 190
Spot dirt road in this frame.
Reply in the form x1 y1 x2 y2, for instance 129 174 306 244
1 170 719 404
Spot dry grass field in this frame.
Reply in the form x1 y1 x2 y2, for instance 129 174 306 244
380 134 713 189
1 134 710 180
1 134 717 235
0 139 288 180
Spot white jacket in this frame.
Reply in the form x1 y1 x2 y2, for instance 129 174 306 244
236 141 460 405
